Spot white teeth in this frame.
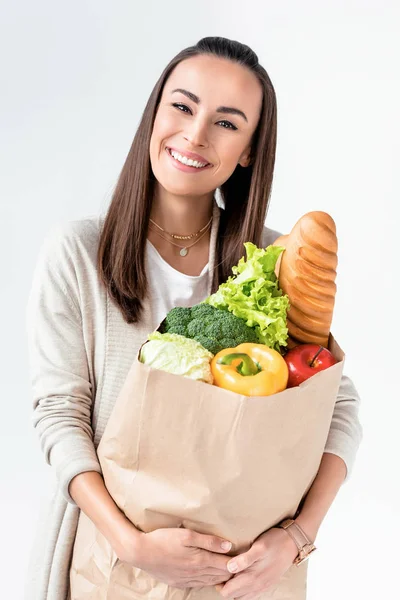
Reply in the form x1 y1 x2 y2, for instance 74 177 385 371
169 149 208 168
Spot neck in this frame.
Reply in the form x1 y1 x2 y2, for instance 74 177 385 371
150 186 215 235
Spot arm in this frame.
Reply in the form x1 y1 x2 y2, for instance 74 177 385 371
218 376 363 597
26 226 145 560
26 224 102 504
294 452 347 540
295 373 363 540
218 452 351 598
262 225 363 525
69 471 143 561
262 226 363 539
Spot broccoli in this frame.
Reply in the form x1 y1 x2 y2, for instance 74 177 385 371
164 306 192 328
163 303 259 355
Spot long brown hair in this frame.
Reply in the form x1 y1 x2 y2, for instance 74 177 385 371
98 36 277 323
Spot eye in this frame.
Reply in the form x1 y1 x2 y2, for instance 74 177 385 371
171 103 238 131
172 102 191 114
218 120 237 131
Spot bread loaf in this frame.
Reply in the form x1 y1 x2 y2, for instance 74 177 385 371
273 212 338 348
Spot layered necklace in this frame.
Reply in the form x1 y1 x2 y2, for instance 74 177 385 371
149 214 213 257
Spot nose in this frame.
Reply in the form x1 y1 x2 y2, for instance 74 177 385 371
183 116 209 148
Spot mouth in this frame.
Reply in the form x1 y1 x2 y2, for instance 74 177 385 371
166 147 212 170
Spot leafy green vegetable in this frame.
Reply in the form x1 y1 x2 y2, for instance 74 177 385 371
204 243 290 351
139 331 214 383
162 303 259 355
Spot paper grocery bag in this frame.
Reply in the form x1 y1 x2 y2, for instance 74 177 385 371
70 335 344 600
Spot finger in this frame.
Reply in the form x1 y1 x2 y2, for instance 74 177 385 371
186 580 210 588
214 582 233 594
199 566 231 576
218 572 254 599
201 553 232 572
187 580 214 587
226 546 260 574
197 568 231 577
188 576 230 588
184 530 232 554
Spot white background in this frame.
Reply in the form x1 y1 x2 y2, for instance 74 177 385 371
1 1 398 598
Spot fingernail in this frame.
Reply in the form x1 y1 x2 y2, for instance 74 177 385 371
227 561 237 572
221 541 232 551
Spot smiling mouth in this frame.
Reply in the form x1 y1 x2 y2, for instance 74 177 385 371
166 147 211 168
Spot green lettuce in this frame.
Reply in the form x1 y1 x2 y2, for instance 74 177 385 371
204 243 290 351
139 331 214 383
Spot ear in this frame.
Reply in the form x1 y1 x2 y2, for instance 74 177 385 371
238 146 253 168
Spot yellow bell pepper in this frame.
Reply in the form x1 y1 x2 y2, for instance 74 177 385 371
211 343 289 396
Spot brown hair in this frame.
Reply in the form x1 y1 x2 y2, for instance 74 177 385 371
97 36 277 323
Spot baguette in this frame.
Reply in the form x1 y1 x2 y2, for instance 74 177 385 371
273 212 338 348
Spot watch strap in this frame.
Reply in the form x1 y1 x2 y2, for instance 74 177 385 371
278 519 316 565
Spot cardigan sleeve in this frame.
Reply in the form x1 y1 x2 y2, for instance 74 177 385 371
25 224 102 505
261 225 363 481
323 374 362 480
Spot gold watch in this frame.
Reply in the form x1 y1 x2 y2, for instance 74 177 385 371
278 519 317 566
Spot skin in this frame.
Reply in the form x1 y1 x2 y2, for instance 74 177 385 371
148 54 263 275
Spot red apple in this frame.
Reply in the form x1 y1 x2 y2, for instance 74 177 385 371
283 344 337 388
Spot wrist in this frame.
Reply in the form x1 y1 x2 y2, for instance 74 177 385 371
293 513 319 543
278 518 317 565
112 519 145 565
279 527 300 560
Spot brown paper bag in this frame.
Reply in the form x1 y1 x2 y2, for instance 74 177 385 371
70 334 344 600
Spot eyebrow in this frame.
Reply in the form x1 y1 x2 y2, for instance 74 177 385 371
171 88 248 123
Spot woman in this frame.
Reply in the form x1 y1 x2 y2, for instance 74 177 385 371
26 36 362 599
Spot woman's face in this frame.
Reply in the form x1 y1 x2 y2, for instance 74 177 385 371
149 54 263 197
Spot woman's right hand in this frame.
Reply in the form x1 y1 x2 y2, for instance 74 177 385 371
119 525 234 589
69 472 232 589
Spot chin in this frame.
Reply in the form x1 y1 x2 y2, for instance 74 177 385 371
153 174 206 197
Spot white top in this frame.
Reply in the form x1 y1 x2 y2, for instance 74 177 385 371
146 241 210 328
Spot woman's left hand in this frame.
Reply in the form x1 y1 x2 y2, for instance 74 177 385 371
216 527 299 600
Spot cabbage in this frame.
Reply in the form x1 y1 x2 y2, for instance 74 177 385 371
139 331 214 384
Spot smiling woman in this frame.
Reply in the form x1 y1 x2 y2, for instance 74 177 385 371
145 53 264 275
97 37 277 309
25 35 362 600
149 55 262 197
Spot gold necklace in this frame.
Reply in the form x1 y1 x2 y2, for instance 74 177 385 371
149 215 213 241
149 219 212 257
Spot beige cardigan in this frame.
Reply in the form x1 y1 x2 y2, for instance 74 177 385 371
25 202 362 599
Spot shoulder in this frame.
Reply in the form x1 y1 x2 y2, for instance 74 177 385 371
29 214 105 319
260 224 284 248
38 214 103 273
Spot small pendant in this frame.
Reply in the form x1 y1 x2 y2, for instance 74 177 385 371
180 247 188 257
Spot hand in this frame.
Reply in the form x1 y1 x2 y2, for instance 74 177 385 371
215 527 298 599
120 526 234 589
